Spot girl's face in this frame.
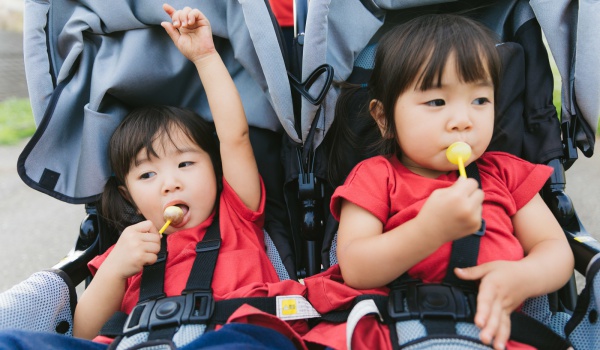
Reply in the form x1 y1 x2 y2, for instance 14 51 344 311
374 53 495 178
120 127 217 234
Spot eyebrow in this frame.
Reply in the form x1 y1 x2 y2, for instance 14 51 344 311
134 147 199 166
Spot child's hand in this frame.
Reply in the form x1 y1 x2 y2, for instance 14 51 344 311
455 261 528 350
161 4 216 64
102 220 161 280
417 177 484 243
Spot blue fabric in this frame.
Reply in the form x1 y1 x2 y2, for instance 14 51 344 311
0 330 107 350
180 323 297 350
0 324 296 350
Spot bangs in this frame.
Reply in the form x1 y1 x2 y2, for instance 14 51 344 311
415 21 500 91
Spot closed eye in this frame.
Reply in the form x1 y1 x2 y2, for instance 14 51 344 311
425 99 445 107
473 97 491 105
179 161 194 168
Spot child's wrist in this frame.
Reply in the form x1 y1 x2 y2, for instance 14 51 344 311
192 50 220 69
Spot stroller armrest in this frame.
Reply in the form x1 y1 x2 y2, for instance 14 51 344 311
0 270 76 335
544 159 600 275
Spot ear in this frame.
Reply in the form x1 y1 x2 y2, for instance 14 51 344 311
369 99 392 139
118 185 141 214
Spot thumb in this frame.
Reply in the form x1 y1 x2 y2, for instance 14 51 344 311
454 266 486 281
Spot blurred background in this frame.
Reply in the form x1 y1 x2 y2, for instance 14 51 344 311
0 0 84 293
0 0 598 295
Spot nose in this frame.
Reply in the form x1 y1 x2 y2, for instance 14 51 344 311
447 106 473 131
161 174 183 195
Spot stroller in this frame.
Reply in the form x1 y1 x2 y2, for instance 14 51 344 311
2 0 600 348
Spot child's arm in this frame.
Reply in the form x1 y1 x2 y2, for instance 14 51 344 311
73 221 160 339
337 177 484 288
456 193 574 350
161 4 260 211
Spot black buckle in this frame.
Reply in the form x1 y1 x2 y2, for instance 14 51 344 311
123 292 214 335
182 292 215 323
388 283 473 322
196 239 221 253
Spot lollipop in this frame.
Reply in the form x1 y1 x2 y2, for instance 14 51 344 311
446 141 472 178
158 206 184 235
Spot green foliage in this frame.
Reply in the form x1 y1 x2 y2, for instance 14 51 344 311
0 98 35 145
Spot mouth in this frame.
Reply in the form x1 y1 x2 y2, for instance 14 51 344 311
164 203 190 228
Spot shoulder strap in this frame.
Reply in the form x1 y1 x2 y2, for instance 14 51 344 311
443 162 486 289
139 235 168 302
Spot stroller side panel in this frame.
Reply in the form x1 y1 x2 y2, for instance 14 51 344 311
0 270 75 335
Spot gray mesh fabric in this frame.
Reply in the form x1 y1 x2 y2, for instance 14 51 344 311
264 230 290 281
567 256 600 349
0 271 74 335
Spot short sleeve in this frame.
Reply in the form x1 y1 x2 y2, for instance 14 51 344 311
220 176 266 224
330 157 393 224
479 152 553 211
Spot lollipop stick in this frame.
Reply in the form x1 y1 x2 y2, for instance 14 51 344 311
159 219 172 236
458 157 467 178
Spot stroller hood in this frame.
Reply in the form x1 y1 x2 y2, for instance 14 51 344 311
19 0 294 204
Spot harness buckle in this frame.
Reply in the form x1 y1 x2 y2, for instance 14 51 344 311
182 291 215 323
122 292 215 335
388 283 473 322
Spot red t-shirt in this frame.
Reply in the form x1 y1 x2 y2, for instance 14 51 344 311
269 0 293 27
89 177 307 344
304 152 553 350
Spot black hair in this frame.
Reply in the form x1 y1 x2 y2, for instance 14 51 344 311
327 14 501 186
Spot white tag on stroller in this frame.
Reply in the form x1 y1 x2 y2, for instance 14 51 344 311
346 299 384 350
276 295 321 320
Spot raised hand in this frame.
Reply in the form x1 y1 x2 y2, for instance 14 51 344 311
161 4 216 64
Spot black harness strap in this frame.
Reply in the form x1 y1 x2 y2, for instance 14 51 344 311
138 235 168 303
443 163 485 289
145 213 222 341
182 224 221 293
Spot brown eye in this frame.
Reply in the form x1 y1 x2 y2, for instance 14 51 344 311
473 97 490 105
426 99 445 107
140 172 155 179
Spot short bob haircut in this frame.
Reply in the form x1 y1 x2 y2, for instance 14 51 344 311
101 105 221 233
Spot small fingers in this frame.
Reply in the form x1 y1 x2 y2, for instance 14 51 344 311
479 299 502 346
492 313 511 350
162 3 175 16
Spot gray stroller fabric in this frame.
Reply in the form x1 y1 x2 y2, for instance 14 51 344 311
530 0 600 157
0 270 75 335
297 0 599 157
20 0 293 203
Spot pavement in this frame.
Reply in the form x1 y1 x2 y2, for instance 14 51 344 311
0 2 599 295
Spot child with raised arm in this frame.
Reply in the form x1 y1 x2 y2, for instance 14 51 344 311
71 4 306 349
303 14 574 350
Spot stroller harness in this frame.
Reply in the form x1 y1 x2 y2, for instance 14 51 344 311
319 164 571 350
99 212 283 349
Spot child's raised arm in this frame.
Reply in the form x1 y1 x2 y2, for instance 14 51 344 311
161 4 260 211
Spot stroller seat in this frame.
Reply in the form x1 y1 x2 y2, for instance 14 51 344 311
2 0 600 349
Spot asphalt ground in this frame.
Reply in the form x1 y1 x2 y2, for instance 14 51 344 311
0 28 599 296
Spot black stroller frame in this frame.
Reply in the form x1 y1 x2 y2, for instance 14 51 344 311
2 0 600 348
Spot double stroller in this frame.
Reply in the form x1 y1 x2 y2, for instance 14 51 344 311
2 0 600 348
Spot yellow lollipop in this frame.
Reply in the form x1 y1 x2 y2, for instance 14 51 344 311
159 206 184 236
446 142 472 178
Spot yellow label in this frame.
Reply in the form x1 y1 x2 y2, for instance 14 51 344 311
281 299 297 315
